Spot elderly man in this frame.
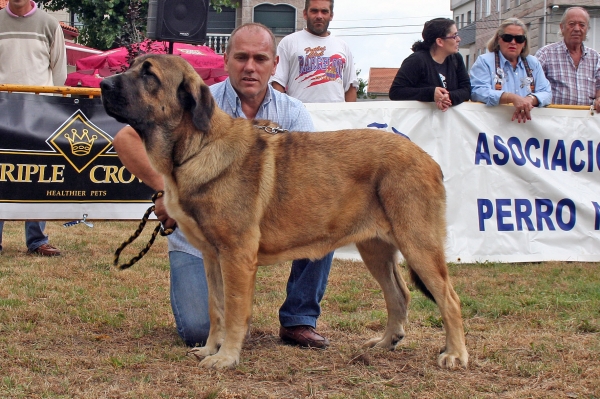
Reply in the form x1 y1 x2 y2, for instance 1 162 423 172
535 7 600 112
112 23 332 350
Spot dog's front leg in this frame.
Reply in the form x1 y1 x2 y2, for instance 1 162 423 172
198 251 258 369
187 252 225 360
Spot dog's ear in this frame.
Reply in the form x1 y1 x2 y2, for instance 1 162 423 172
178 73 215 132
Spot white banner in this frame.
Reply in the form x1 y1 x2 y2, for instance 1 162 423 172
305 101 600 263
2 100 599 262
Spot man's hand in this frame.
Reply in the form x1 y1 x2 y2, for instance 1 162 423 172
153 195 177 230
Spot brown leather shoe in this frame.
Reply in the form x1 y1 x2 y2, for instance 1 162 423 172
29 244 61 256
279 325 329 349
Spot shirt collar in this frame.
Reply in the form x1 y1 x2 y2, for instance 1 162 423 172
498 50 525 69
223 78 273 119
6 1 37 17
559 40 589 57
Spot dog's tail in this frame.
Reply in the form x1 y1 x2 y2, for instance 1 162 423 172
409 269 436 303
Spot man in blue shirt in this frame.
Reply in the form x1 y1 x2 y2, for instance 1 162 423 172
113 23 331 349
470 18 551 123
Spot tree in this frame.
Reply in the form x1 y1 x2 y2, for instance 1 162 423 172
39 0 238 50
356 69 374 100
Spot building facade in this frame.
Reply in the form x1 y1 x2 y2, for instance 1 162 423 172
451 0 600 71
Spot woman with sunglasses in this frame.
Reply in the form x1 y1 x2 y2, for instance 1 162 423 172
389 18 470 111
470 18 551 123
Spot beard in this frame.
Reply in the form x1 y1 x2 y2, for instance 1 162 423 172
306 19 330 36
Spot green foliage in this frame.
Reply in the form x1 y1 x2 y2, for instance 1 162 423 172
356 69 375 100
39 0 239 50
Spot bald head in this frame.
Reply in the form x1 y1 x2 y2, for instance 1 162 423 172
226 23 277 58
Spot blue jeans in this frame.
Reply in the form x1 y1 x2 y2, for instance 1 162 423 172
169 251 210 347
168 250 333 347
0 221 49 252
279 252 333 328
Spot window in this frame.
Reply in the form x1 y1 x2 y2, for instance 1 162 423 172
467 11 472 24
253 4 296 35
485 0 491 16
461 14 464 28
207 6 236 34
456 16 460 27
465 54 470 69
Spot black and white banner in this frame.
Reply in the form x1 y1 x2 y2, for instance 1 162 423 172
2 92 600 262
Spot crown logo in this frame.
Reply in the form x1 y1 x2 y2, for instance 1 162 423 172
65 128 97 156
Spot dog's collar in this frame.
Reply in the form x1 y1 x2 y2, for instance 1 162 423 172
254 125 288 134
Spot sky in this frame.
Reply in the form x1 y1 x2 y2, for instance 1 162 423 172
327 0 452 80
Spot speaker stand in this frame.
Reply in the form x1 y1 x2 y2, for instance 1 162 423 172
168 41 174 54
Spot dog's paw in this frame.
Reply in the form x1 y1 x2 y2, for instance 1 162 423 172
186 346 216 361
362 333 404 351
199 354 239 369
437 351 469 369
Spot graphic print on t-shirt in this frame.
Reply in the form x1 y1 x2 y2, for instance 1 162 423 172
296 45 346 88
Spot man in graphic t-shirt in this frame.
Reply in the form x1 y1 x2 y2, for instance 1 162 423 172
271 0 358 103
270 0 358 350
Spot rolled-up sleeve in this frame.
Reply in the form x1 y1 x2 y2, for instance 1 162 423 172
469 55 503 106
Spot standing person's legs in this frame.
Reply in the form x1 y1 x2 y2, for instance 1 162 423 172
25 221 61 256
279 251 334 348
169 250 211 347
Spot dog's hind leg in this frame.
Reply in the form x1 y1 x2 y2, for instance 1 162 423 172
356 238 411 351
401 239 468 369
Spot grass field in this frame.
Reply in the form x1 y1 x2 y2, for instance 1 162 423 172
0 220 599 398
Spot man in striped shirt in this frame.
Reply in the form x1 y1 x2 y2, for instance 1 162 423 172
535 7 600 112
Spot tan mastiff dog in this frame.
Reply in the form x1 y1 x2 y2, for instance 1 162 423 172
100 54 468 370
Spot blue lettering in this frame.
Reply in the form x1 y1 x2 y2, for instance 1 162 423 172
515 199 535 231
593 201 600 230
475 133 491 165
543 139 550 169
493 135 509 165
535 199 556 231
588 141 595 172
551 140 567 171
556 199 576 231
496 199 514 231
507 137 526 166
524 138 541 168
569 140 585 172
477 198 494 231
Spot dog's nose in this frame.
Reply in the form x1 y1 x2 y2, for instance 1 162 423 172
99 78 114 93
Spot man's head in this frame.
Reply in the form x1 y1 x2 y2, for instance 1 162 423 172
7 0 34 16
560 7 589 49
224 23 278 103
303 0 334 37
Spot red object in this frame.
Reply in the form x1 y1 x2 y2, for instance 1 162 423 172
67 40 228 88
65 42 103 67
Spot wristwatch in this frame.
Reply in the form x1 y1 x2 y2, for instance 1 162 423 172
526 93 537 103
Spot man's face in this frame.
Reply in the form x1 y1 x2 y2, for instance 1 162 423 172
8 0 33 15
303 0 333 37
224 28 278 102
498 25 526 63
561 9 588 48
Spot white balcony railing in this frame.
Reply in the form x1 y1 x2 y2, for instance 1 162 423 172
205 34 230 54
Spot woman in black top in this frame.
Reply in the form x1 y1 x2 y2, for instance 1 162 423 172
389 18 471 111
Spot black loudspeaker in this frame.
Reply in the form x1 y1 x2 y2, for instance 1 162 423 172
147 0 209 44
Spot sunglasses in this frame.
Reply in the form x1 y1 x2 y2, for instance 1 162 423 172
500 34 526 44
